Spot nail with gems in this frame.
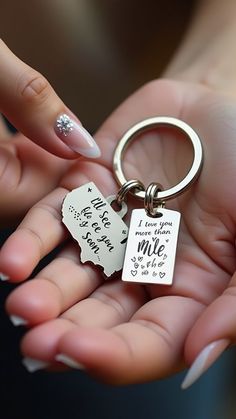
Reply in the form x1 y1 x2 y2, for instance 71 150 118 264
55 114 101 158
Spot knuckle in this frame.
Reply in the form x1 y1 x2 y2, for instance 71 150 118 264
17 69 51 106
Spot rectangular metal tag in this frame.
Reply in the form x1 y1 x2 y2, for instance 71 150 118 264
122 208 180 285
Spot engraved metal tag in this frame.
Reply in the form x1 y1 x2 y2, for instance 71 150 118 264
62 182 128 277
122 208 180 285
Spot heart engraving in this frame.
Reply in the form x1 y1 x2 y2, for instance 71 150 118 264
138 257 143 262
141 265 145 269
131 257 136 262
163 254 167 260
158 261 164 267
159 272 165 279
134 263 139 269
131 270 137 276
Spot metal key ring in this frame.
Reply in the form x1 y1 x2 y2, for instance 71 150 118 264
113 116 203 202
144 182 164 217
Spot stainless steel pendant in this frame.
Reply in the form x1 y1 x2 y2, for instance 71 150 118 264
122 208 180 285
62 182 128 276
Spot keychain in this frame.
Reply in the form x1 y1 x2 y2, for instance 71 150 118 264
62 116 203 284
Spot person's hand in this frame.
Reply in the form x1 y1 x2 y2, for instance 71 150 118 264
1 79 236 386
0 40 100 225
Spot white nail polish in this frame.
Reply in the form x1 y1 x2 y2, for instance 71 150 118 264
55 114 101 158
9 315 28 327
181 339 229 389
0 272 10 281
55 353 85 370
22 357 50 373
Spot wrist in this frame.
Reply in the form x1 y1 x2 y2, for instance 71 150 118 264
164 0 236 94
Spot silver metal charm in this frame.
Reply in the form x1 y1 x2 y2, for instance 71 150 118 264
62 182 128 276
122 208 180 285
113 116 203 201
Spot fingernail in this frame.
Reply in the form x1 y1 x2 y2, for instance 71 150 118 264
181 338 230 389
55 353 86 370
22 357 50 373
9 315 28 327
55 114 101 158
0 272 10 281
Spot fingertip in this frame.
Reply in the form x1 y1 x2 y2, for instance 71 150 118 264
20 318 72 359
0 232 37 281
6 279 62 324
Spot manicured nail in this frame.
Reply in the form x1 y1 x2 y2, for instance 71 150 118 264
55 114 101 158
181 338 230 389
22 357 50 373
55 353 86 370
0 272 10 281
9 315 28 327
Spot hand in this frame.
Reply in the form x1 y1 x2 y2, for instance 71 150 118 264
0 40 100 225
1 79 236 385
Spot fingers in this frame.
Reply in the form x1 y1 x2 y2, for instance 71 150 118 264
0 186 68 280
0 161 115 281
181 272 236 388
0 132 70 226
5 244 103 324
19 279 146 366
20 295 203 384
6 244 146 326
0 40 100 159
55 297 202 384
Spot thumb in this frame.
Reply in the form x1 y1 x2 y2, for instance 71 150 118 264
181 274 236 389
0 40 100 159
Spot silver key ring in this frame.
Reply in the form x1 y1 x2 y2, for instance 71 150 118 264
113 116 203 202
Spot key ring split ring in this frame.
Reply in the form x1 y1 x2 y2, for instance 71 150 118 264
144 182 164 217
113 116 203 202
116 179 145 206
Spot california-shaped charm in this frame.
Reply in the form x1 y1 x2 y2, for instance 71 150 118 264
122 208 180 285
62 182 128 277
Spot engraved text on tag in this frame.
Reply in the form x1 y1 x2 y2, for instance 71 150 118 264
62 182 128 276
122 208 180 285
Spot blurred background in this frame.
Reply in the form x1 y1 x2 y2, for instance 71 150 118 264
1 0 236 418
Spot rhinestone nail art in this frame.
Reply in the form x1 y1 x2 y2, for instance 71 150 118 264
56 114 74 136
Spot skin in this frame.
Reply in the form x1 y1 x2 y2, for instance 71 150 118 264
1 79 236 384
0 39 90 226
0 126 69 227
2 0 236 384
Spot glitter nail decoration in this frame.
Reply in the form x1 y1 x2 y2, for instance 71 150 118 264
56 114 74 136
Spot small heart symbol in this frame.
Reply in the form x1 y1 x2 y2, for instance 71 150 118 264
152 272 157 277
141 265 145 269
166 239 169 243
152 237 156 242
131 257 136 262
158 262 164 267
159 272 165 279
163 254 167 260
131 270 137 277
134 263 139 269
138 256 143 262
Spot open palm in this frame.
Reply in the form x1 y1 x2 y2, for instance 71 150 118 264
1 79 236 384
